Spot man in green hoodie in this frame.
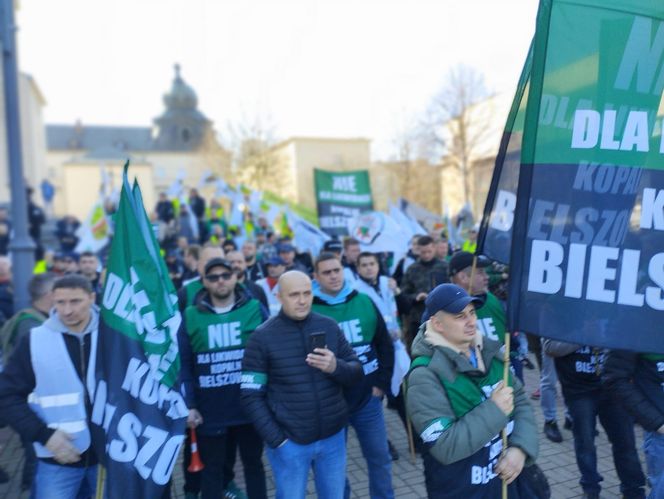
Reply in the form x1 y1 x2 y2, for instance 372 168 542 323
405 283 538 498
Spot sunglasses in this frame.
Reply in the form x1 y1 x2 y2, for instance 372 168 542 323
205 272 234 282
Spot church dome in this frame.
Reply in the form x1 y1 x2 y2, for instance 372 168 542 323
163 64 198 110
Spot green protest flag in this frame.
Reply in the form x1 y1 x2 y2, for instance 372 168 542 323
508 0 664 353
100 162 181 387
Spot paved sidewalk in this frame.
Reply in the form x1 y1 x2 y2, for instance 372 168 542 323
0 356 649 498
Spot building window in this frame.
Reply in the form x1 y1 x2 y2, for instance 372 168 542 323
182 128 191 143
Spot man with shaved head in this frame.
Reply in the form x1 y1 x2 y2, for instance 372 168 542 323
242 271 363 499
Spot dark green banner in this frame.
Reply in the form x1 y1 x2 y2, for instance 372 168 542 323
314 168 373 236
509 0 664 353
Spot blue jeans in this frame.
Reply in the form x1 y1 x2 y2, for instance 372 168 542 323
644 431 664 499
540 349 559 422
32 461 98 499
345 395 394 499
266 429 346 499
566 393 645 498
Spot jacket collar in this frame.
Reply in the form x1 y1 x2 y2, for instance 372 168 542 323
423 320 486 373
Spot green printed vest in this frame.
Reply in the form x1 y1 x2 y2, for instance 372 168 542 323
184 279 203 308
475 292 506 344
185 299 264 430
410 355 514 496
312 293 378 375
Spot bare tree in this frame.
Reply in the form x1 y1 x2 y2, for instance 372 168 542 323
224 112 285 192
423 65 492 206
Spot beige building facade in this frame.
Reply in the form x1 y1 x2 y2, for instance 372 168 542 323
265 137 372 210
261 136 443 216
0 72 49 206
45 66 231 220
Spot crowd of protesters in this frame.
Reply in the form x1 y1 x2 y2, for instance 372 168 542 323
0 189 661 499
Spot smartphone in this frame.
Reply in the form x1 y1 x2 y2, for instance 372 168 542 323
310 332 327 353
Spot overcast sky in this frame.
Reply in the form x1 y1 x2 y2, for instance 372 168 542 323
16 0 539 159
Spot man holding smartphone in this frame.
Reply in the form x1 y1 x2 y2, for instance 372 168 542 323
312 252 395 499
241 271 363 499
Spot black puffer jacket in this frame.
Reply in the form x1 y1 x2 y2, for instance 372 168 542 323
241 310 363 448
602 350 664 432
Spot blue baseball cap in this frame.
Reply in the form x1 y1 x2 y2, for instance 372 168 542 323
425 284 482 318
264 256 286 267
278 243 296 253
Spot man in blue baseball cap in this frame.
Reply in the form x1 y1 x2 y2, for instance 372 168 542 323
405 283 538 498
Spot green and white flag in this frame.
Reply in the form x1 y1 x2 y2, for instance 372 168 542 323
87 162 188 498
506 0 664 353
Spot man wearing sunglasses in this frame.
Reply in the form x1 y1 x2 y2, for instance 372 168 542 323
178 258 269 499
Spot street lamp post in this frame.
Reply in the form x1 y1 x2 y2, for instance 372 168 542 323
1 0 35 309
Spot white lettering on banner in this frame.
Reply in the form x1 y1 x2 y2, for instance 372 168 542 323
489 190 516 232
339 319 363 344
332 176 357 192
91 362 187 487
656 362 664 372
572 162 641 195
198 373 242 387
120 358 188 419
640 188 664 230
209 361 242 374
102 270 181 381
319 216 350 229
471 460 498 485
527 240 664 310
614 16 664 96
108 412 184 485
527 200 630 247
571 110 652 152
476 318 498 341
208 322 242 349
318 192 371 204
575 361 596 374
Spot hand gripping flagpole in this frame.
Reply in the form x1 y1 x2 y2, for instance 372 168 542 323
469 255 509 498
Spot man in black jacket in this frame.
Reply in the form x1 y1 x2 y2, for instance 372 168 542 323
241 271 363 499
0 275 98 498
312 252 395 499
603 351 664 498
400 235 449 350
179 258 269 499
543 339 645 499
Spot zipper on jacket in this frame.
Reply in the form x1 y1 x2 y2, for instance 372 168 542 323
300 321 323 440
79 334 90 468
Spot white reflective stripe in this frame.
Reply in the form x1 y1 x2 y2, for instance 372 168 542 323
48 421 87 434
28 392 80 408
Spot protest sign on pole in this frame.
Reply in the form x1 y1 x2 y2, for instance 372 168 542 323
506 0 664 353
87 162 188 498
314 168 373 237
